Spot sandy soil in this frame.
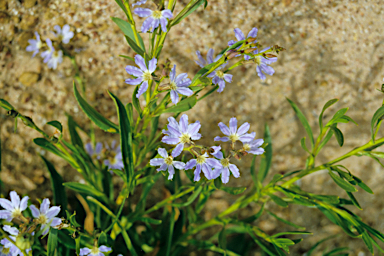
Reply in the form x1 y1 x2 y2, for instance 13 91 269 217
1 0 384 255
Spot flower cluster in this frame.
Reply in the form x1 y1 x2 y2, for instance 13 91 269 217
26 24 74 70
133 1 173 33
85 141 124 171
150 114 264 183
0 191 62 255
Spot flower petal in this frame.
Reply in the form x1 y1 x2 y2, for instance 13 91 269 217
159 17 168 32
134 54 147 71
229 164 240 178
195 50 206 67
228 40 236 46
141 17 154 33
99 246 112 252
237 122 250 136
176 78 191 87
10 191 20 208
157 163 168 172
170 90 179 105
194 164 202 182
229 117 237 134
125 65 144 77
173 161 185 170
134 8 152 17
148 57 157 73
206 158 222 169
161 136 180 145
191 133 201 140
187 121 201 136
201 163 212 180
207 48 214 64
212 151 223 160
214 136 229 142
185 159 197 170
136 81 149 98
158 148 168 158
161 9 173 19
218 122 230 136
50 217 62 227
0 210 11 220
256 65 266 80
46 206 61 219
247 27 258 38
217 79 225 93
167 165 175 180
223 74 232 83
176 87 193 96
151 19 160 32
79 248 91 255
179 114 189 133
3 225 19 236
234 28 245 41
170 65 176 81
221 167 230 184
172 144 183 158
40 198 50 214
29 205 40 218
239 132 256 143
175 73 188 84
0 199 13 211
150 158 165 166
248 148 265 155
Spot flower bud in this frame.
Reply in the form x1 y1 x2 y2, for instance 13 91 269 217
246 37 257 43
50 136 59 143
16 233 33 251
227 52 239 60
244 48 256 54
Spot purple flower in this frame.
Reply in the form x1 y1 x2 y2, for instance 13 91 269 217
228 27 258 60
243 139 264 155
125 55 157 98
103 141 124 170
26 32 42 57
195 49 222 68
80 245 111 256
1 225 31 256
85 142 103 160
254 47 278 81
211 151 240 184
133 8 173 33
41 38 54 63
47 50 63 70
162 114 201 154
150 148 185 180
214 117 255 143
207 67 232 93
132 0 147 7
29 199 62 236
53 24 74 44
185 147 222 181
169 65 193 105
0 191 29 222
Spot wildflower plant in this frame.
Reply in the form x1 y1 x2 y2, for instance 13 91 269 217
1 0 384 255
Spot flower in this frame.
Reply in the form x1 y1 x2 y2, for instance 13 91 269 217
253 47 278 81
53 24 74 44
103 141 124 170
132 0 147 7
242 139 264 155
185 146 222 182
29 199 61 236
125 55 157 98
41 38 54 63
214 117 255 143
162 114 201 154
168 65 193 105
133 8 173 33
150 148 185 180
207 67 232 93
211 151 240 184
85 142 103 161
26 32 42 57
0 191 29 222
0 225 31 256
195 49 222 68
228 27 258 60
80 245 111 256
47 50 63 70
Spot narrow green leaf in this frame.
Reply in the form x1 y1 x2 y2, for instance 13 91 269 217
119 54 135 61
346 192 362 210
328 170 357 192
269 194 288 207
98 232 108 246
306 235 339 256
157 96 197 115
316 129 334 154
323 247 349 256
0 99 14 111
319 99 338 130
132 85 142 117
47 228 58 256
40 156 67 215
258 123 272 182
73 84 119 133
272 231 312 238
171 0 207 26
300 137 311 154
268 174 283 185
75 237 80 255
63 182 109 203
47 120 62 133
218 226 226 250
34 138 78 168
267 210 305 230
286 98 314 149
337 115 358 125
371 105 384 142
191 62 216 86
109 91 135 190
243 204 265 223
67 115 84 148
126 103 134 128
330 125 344 147
170 186 202 207
111 17 145 51
114 0 129 18
353 176 373 194
125 35 145 56
220 186 247 195
362 231 374 254
325 108 349 127
131 217 162 225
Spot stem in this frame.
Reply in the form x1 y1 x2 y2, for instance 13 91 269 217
123 0 141 47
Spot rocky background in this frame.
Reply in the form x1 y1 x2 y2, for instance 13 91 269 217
1 0 384 255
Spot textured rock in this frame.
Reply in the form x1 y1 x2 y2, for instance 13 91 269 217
17 31 34 49
0 11 9 24
0 0 7 10
20 14 39 30
19 72 40 86
23 0 37 9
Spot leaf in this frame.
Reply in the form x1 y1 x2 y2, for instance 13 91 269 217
109 91 135 190
157 96 197 115
170 186 202 207
267 210 305 230
220 186 247 195
98 232 108 246
371 105 384 142
258 123 272 182
346 192 362 210
111 17 145 51
63 182 109 203
119 54 135 61
330 125 344 147
67 115 84 148
0 99 14 111
40 156 67 215
126 103 134 128
131 217 162 225
272 231 312 238
319 99 338 130
132 85 142 117
353 176 373 194
47 120 63 133
325 108 349 127
362 231 374 254
286 98 314 149
47 228 58 256
328 170 357 192
125 35 145 56
34 138 78 167
306 235 339 256
269 194 288 207
171 0 207 26
73 84 119 133
243 204 265 223
114 0 130 18
191 62 216 86
316 129 334 154
219 226 226 250
300 137 311 154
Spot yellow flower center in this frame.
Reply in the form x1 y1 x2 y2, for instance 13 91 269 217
243 144 251 151
37 214 48 224
216 70 225 79
11 208 22 218
53 51 59 58
220 158 230 167
91 247 100 254
196 155 206 164
107 151 117 164
1 247 10 254
180 133 191 144
170 81 177 90
228 134 239 142
164 156 173 165
152 10 162 19
142 71 152 81
254 56 261 65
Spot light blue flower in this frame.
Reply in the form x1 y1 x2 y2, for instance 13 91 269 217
214 117 255 143
242 139 264 155
228 27 258 60
53 24 74 44
132 0 147 7
211 151 240 184
150 148 185 180
79 245 111 256
0 191 29 222
0 225 32 256
168 65 193 105
133 8 173 33
253 47 278 81
26 32 42 57
207 67 232 93
85 142 103 160
195 48 222 68
29 199 62 236
103 141 124 170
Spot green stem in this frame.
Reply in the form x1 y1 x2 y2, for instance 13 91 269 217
123 0 141 47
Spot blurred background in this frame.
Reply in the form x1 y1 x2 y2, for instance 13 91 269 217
1 0 384 254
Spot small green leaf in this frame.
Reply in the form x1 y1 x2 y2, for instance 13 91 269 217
131 217 162 225
267 210 305 230
119 54 135 61
362 231 374 254
269 194 288 207
63 182 109 203
258 124 272 182
191 62 216 86
171 0 207 26
67 115 84 149
98 232 108 246
371 105 384 142
73 84 119 133
132 85 142 117
325 107 348 127
272 231 312 237
111 17 145 51
0 99 14 111
125 36 145 56
319 99 338 130
157 96 197 115
114 0 130 18
330 125 344 147
47 228 58 256
47 120 62 133
353 176 373 194
220 186 247 195
300 137 311 154
316 129 334 154
286 98 314 150
328 170 357 192
218 226 226 250
346 192 362 210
